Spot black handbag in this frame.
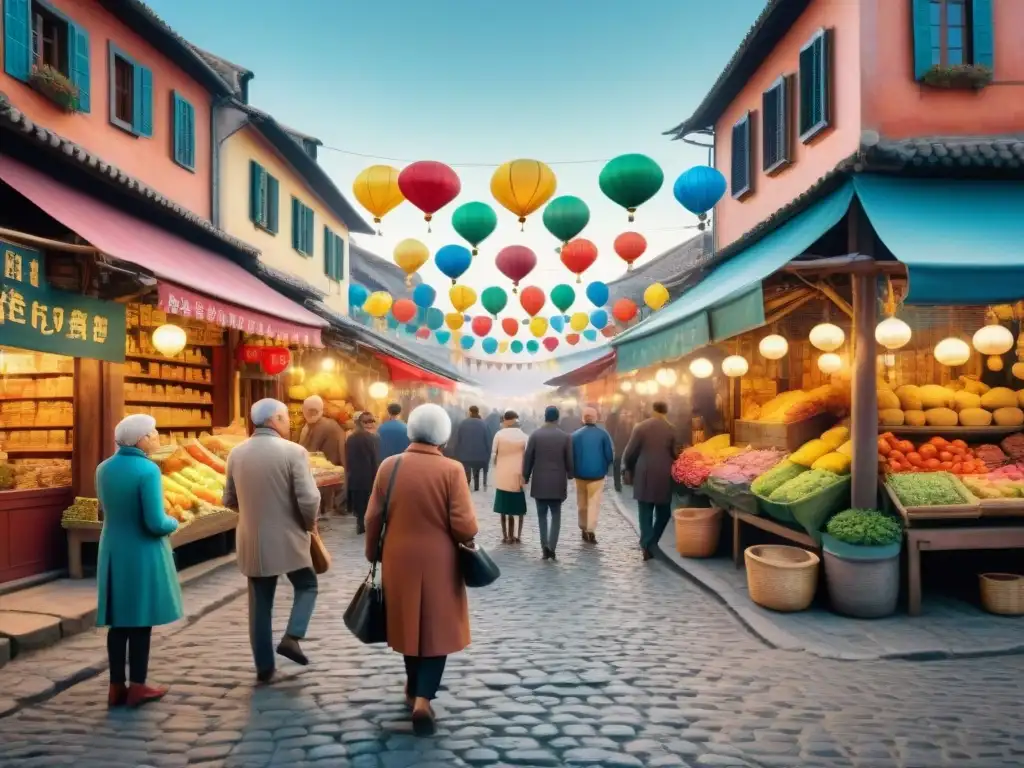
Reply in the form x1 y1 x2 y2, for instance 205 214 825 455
343 458 402 644
447 478 500 588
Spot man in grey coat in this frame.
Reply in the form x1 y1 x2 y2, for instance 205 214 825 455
223 399 322 682
523 405 574 561
456 405 492 490
623 401 678 562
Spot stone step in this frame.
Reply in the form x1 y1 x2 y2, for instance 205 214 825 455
0 611 62 656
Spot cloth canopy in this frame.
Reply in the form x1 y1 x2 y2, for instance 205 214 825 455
374 352 456 392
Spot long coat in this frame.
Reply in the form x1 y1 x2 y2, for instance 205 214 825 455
364 444 479 657
222 428 322 578
455 416 491 465
96 446 183 628
345 429 380 492
523 424 574 500
623 416 678 505
299 416 345 466
492 426 528 492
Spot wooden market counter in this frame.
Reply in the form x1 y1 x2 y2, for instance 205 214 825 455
728 508 819 567
0 487 74 584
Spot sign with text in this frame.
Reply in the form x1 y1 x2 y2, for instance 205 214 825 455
0 239 126 363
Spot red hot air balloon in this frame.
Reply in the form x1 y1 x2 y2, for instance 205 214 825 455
519 285 546 317
495 245 537 294
566 333 580 346
471 316 493 337
614 232 647 271
601 325 617 338
397 161 461 232
415 327 431 340
560 238 598 284
501 317 520 337
542 337 559 352
612 298 638 323
391 298 417 324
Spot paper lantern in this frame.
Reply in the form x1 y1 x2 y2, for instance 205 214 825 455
368 381 390 399
445 312 464 331
501 317 519 337
809 322 845 352
550 314 566 333
935 337 971 366
721 355 749 377
689 358 713 379
151 324 186 357
817 353 842 374
435 244 472 285
875 317 912 350
620 381 633 393
321 357 336 372
565 333 580 346
655 367 678 387
672 166 727 228
348 283 369 310
759 334 789 360
491 159 557 227
560 238 598 283
393 238 429 286
397 161 461 231
973 324 1014 356
495 245 537 293
471 316 493 337
451 201 497 255
613 232 647 270
261 347 291 376
482 337 499 355
352 165 405 232
519 285 546 317
543 195 590 247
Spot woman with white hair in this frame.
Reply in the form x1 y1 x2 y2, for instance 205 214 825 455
95 414 183 708
364 403 479 736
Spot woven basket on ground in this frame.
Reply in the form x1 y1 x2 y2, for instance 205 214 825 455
979 573 1023 616
673 507 722 558
745 544 820 612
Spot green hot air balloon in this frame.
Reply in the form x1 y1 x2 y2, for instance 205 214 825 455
451 201 498 256
510 340 524 354
481 286 508 317
550 283 576 314
542 195 590 250
599 154 664 222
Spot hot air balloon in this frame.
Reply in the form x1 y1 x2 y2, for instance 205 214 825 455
613 232 647 271
392 298 417 325
501 317 519 337
601 325 617 338
352 165 405 234
590 308 609 330
525 340 538 355
393 238 429 287
449 284 477 313
415 327 431 340
542 337 559 353
412 283 436 309
511 340 524 354
490 159 557 230
599 154 664 222
566 333 580 346
585 281 609 308
397 161 461 231
348 283 369 310
529 316 549 338
435 244 472 285
363 291 393 318
612 298 638 323
445 312 465 331
673 165 727 230
495 245 537 294
569 312 589 332
471 316 493 337
498 340 510 354
451 201 498 255
550 284 576 314
436 330 451 345
460 336 475 351
560 238 598 283
425 307 445 330
644 282 669 311
550 315 566 334
583 329 598 342
519 286 546 317
480 286 508 317
481 337 499 355
542 195 590 250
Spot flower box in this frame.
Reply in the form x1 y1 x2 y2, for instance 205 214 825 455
922 64 993 91
29 65 79 112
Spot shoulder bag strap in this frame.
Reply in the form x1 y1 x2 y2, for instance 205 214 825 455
373 457 403 567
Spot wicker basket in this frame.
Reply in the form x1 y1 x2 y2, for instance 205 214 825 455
745 545 820 612
673 507 722 558
979 573 1024 616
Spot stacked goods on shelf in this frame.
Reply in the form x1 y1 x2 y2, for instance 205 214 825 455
0 375 73 399
742 384 850 424
124 380 212 404
61 497 100 526
125 360 213 384
879 433 989 476
126 333 210 366
879 377 1024 428
0 462 12 490
287 370 359 436
124 404 212 429
309 451 345 486
0 400 73 427
0 429 73 451
6 459 72 490
0 349 74 375
153 442 231 525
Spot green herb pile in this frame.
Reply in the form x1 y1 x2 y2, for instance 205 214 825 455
887 472 966 507
767 469 842 503
826 508 903 547
751 460 806 497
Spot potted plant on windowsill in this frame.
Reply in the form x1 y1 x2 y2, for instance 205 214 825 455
29 64 79 112
822 508 903 618
922 64 994 91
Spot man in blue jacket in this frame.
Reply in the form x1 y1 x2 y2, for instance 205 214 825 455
571 407 613 544
377 403 410 460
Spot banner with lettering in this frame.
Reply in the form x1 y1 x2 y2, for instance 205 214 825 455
0 239 126 363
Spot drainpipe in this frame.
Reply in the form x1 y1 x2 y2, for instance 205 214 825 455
210 95 228 228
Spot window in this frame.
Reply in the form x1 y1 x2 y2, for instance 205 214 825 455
248 161 279 233
291 198 314 256
730 112 753 200
31 2 67 74
324 227 345 281
3 0 90 111
930 0 969 67
108 43 152 136
762 76 791 175
912 0 993 80
798 28 831 143
113 55 132 124
172 92 195 170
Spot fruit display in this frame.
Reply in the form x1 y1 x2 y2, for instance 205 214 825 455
879 377 1024 428
767 469 844 503
309 451 345 487
60 497 100 526
961 465 1024 500
671 449 718 489
751 460 805 497
708 448 787 485
879 433 989 476
886 472 971 507
743 384 849 424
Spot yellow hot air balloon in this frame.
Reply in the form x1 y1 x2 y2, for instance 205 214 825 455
570 312 589 332
352 165 405 234
449 284 477 313
446 313 465 331
644 282 669 311
491 159 557 230
393 238 429 287
498 340 510 354
529 316 549 338
363 291 393 318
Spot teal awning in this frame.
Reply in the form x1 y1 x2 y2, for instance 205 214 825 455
854 176 1024 305
612 182 855 372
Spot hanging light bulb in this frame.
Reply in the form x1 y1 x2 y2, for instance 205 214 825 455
973 324 1014 356
620 380 633 393
809 322 845 352
151 324 186 357
689 358 713 379
817 353 842 374
655 367 678 388
934 337 971 367
721 355 749 377
875 317 912 350
759 334 788 360
368 381 389 399
987 356 1004 372
321 357 337 372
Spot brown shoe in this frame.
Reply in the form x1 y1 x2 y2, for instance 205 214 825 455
412 703 437 736
276 636 309 666
126 683 168 708
108 683 128 708
642 548 654 561
256 668 275 684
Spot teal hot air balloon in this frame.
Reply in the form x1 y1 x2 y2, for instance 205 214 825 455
481 286 508 317
460 336 476 351
583 329 598 342
510 340 524 354
435 330 451 345
550 283 576 314
526 340 539 355
599 154 664 222
542 195 590 250
451 201 498 256
348 283 369 310
425 307 445 330
481 337 498 355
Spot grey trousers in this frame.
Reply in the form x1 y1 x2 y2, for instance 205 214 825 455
248 567 318 673
536 499 562 552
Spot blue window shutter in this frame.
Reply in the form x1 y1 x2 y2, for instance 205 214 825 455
291 198 300 249
3 0 31 82
266 175 279 232
911 0 932 80
249 161 263 224
972 0 994 70
172 94 195 169
172 93 183 164
338 236 346 277
306 209 314 255
186 100 195 167
324 228 333 277
133 64 153 137
68 24 91 112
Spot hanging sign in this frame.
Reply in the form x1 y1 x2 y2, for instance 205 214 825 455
236 345 266 365
0 240 126 363
261 347 291 376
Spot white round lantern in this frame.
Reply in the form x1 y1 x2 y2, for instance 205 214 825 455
809 322 845 352
151 324 186 357
817 353 842 374
655 367 678 388
321 357 337 372
759 334 789 360
689 358 714 379
643 379 659 394
620 380 633 393
721 355 749 377
368 381 389 400
875 317 912 350
972 324 1014 356
934 337 971 367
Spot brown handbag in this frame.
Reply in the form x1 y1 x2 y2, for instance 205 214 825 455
310 528 331 574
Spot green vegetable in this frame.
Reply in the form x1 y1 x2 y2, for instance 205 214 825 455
887 472 966 507
826 508 903 547
751 460 806 497
767 469 841 503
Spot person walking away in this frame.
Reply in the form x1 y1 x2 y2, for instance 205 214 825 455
559 408 583 434
610 408 636 493
484 408 502 447
345 411 381 534
298 395 345 518
523 406 574 560
571 407 613 544
623 401 678 561
364 404 479 735
455 405 491 490
378 402 410 460
222 399 321 682
491 410 529 543
96 414 182 708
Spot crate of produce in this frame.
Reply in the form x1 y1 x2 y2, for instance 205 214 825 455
884 472 980 520
734 412 836 451
754 471 851 542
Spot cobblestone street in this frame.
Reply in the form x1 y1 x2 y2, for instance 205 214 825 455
1 484 1022 768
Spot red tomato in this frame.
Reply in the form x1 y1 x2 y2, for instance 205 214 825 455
907 452 923 466
930 436 949 448
925 458 941 470
951 462 964 474
939 451 954 462
898 440 915 454
939 461 953 471
878 439 892 456
889 450 906 462
952 439 968 449
920 444 938 459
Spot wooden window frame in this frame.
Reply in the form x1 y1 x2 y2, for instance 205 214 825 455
30 0 69 76
730 111 753 201
798 28 832 144
930 0 972 67
108 42 135 135
761 75 791 176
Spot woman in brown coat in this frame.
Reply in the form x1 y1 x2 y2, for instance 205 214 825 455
364 403 478 735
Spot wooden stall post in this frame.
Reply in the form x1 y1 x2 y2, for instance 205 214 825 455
851 273 879 508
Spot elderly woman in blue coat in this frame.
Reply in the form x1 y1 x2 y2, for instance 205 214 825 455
96 414 183 708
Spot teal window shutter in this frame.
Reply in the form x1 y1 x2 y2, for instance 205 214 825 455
324 227 334 278
798 28 831 142
249 161 264 224
911 0 932 80
972 0 994 70
68 24 91 112
266 175 279 233
337 236 346 278
305 207 315 256
291 197 300 250
730 113 752 200
3 0 30 82
133 63 153 137
172 92 195 169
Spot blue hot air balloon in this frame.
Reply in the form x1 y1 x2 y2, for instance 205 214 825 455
425 307 445 330
403 323 418 336
583 329 598 342
348 283 369 310
550 315 566 333
482 337 498 355
673 165 727 225
386 316 400 330
435 244 472 285
412 283 437 309
590 309 609 330
460 335 476 350
585 281 609 308
435 330 451 345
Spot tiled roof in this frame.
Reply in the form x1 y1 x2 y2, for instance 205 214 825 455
0 91 259 257
607 232 712 305
188 45 253 100
862 134 1024 174
253 262 326 301
350 241 420 296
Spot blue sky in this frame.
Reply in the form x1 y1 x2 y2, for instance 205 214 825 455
149 0 765 362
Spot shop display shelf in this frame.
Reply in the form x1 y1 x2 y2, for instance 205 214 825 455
884 475 981 520
0 396 74 402
124 398 213 406
155 423 213 430
125 353 210 368
1 424 74 430
880 425 1022 440
124 373 215 387
0 371 72 377
1 446 73 453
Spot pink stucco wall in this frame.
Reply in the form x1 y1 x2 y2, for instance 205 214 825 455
0 0 212 217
